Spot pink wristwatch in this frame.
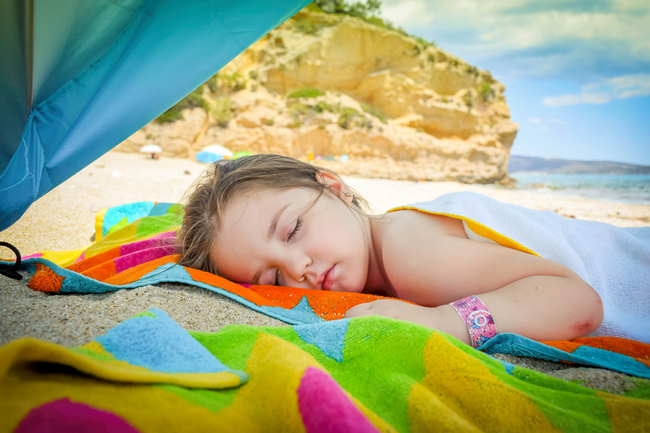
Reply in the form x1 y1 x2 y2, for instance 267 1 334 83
450 295 497 348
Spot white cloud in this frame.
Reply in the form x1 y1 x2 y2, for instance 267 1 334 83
380 1 435 27
379 0 650 80
543 73 650 107
526 117 566 131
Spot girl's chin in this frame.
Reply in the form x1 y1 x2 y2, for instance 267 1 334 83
333 280 366 294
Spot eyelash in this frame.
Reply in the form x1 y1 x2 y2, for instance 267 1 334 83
288 218 302 242
275 218 303 285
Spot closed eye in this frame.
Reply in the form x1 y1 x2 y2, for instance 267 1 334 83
274 218 302 285
287 218 302 242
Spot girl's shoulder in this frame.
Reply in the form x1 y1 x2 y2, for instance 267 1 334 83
371 210 469 304
380 208 467 240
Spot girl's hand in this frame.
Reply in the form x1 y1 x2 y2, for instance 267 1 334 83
344 300 440 330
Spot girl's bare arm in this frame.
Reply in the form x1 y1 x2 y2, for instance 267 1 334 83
348 215 604 344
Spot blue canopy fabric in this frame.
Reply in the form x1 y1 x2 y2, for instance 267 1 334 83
0 0 310 231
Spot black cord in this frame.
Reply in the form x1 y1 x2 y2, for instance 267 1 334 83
0 241 23 280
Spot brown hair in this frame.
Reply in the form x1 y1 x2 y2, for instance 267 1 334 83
177 154 371 275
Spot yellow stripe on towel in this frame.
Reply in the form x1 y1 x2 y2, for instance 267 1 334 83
388 206 541 257
0 338 242 389
94 206 109 242
409 333 558 432
37 248 88 267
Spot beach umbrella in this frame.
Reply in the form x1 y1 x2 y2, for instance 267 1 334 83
0 0 310 231
196 152 223 164
196 144 233 164
140 144 162 159
202 145 234 158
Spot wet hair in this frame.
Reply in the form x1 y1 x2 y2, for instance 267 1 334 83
177 154 371 275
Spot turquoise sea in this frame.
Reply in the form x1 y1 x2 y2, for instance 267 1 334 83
509 174 650 205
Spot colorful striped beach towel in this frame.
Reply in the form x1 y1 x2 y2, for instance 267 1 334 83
1 308 649 432
2 202 650 431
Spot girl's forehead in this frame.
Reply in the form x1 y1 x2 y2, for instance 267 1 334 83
222 188 313 228
230 188 316 213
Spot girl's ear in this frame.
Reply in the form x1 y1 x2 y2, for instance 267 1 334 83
315 172 354 203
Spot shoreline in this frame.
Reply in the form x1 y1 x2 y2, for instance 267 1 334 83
509 172 650 207
3 151 648 256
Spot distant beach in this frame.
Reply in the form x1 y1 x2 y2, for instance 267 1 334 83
3 152 649 258
510 174 650 206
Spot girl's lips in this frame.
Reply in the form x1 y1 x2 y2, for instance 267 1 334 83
322 266 335 291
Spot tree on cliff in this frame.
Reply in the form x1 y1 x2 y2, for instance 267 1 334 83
309 0 434 47
311 0 381 20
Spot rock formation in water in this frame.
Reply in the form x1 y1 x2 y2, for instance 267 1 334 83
116 9 518 183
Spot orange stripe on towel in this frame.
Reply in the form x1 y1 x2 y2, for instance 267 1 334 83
303 291 401 321
103 255 181 285
543 337 650 367
66 247 121 273
248 285 405 321
185 268 278 307
81 260 118 281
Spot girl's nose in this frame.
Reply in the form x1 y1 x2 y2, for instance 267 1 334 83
282 252 311 286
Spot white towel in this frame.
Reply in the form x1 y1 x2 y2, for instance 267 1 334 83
392 192 650 343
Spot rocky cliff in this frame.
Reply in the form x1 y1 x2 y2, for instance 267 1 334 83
116 9 518 183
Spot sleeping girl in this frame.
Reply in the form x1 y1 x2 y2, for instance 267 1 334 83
178 154 650 347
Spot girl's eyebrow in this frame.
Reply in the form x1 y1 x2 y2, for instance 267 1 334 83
267 203 291 240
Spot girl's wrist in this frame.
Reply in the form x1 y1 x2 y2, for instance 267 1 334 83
431 305 473 346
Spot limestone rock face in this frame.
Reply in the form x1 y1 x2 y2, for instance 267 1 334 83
115 9 518 184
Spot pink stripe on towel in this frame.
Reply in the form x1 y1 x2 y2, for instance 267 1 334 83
15 398 139 433
21 253 44 260
114 245 177 274
119 233 177 256
297 366 379 433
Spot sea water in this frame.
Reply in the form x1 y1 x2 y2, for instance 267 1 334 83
509 174 650 205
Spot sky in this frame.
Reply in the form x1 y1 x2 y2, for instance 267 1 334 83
378 0 650 165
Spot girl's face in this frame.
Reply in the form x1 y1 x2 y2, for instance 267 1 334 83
211 177 371 293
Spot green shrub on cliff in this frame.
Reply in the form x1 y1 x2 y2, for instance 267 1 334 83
156 71 249 123
288 102 312 117
313 100 333 113
309 0 436 48
155 86 206 123
337 107 359 129
210 97 235 128
205 72 248 95
312 0 380 19
289 88 325 98
218 72 247 92
360 103 386 123
478 82 495 102
293 18 323 35
305 3 325 13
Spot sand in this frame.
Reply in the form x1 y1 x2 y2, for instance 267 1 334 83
1 151 649 394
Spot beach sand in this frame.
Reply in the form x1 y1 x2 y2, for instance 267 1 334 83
1 151 649 393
